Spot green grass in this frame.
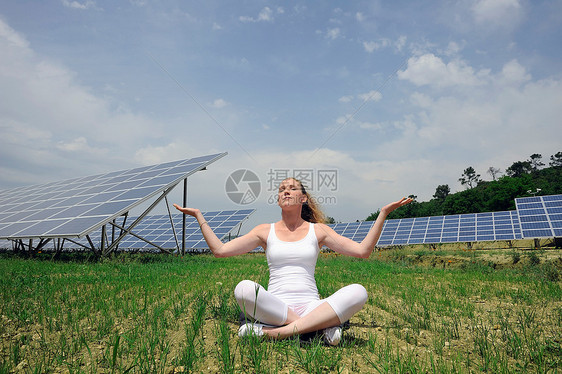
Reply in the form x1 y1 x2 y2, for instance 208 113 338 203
0 249 561 373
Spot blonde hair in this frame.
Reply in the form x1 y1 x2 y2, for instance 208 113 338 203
283 178 326 224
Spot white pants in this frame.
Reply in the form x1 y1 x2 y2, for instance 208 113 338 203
234 279 368 326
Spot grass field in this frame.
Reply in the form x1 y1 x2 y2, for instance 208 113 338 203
0 246 561 373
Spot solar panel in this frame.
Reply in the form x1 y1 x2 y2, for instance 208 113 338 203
70 209 255 251
329 210 523 247
0 153 227 240
515 194 562 238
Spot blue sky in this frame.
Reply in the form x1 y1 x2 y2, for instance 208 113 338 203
1 0 561 228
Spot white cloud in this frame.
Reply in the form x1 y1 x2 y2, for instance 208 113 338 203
395 36 407 52
392 116 418 136
363 40 389 53
239 7 283 23
0 18 168 183
499 59 531 85
351 54 562 199
358 90 383 102
56 136 107 156
61 0 98 10
293 5 307 14
129 0 147 6
358 121 383 131
134 142 184 166
57 136 89 151
257 7 273 21
396 71 558 168
409 92 432 108
0 19 29 49
445 41 462 56
326 28 341 40
209 98 229 108
335 115 353 126
397 53 489 88
363 37 406 53
338 91 382 105
1 118 52 146
472 0 523 27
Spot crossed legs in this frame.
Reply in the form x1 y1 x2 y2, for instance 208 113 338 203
234 280 368 340
261 301 341 339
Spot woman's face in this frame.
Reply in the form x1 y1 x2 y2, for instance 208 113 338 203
277 178 307 208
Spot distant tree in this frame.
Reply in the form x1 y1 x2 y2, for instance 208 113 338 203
528 154 544 171
366 210 380 221
433 184 450 200
487 166 502 181
441 188 483 215
325 216 336 224
505 161 533 177
550 152 562 167
459 167 482 189
365 158 562 221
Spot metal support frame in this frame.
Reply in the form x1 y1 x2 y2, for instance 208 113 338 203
101 185 176 256
65 237 95 251
50 238 66 259
86 235 99 256
107 221 172 254
10 237 51 253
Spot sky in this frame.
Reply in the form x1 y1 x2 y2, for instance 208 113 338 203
1 0 561 231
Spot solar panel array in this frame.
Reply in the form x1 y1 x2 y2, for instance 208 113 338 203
330 210 523 247
515 195 562 238
76 209 255 251
0 153 226 240
380 211 522 246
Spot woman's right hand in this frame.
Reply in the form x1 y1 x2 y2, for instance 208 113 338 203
172 203 265 258
173 204 200 217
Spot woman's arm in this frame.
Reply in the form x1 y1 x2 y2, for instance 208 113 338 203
173 204 267 258
317 197 412 258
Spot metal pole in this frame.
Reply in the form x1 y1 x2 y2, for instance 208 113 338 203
101 225 106 254
165 195 180 253
182 178 187 256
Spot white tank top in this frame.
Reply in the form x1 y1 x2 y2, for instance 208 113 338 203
266 222 320 305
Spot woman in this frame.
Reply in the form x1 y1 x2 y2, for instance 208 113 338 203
174 178 411 345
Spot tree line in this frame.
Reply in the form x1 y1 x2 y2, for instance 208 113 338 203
366 152 562 221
